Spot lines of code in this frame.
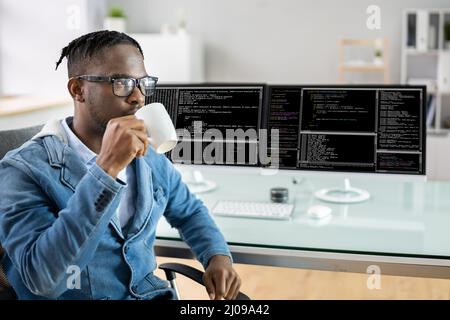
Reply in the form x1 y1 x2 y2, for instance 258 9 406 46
267 87 424 174
176 89 261 136
378 90 422 150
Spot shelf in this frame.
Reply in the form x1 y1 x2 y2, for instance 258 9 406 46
340 65 386 72
405 49 440 55
426 90 450 95
0 95 71 117
338 38 389 83
405 50 450 55
427 129 450 137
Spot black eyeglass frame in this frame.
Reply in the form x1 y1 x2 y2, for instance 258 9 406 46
72 75 159 97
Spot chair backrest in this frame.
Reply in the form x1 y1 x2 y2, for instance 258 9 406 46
0 246 15 299
0 125 43 299
0 125 43 160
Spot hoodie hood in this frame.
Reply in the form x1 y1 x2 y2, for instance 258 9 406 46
32 117 68 145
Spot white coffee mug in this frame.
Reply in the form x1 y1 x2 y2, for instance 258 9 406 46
135 102 178 154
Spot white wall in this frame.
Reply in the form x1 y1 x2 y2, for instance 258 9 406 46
108 0 450 84
0 0 106 96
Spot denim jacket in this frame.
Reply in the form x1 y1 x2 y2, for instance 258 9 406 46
0 119 231 300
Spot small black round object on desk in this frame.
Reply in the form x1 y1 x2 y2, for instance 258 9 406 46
270 187 289 203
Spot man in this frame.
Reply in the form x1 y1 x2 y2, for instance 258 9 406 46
0 30 241 300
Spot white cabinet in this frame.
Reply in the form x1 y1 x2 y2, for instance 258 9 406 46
416 10 430 52
129 33 205 83
402 9 450 181
438 52 450 92
427 135 450 180
402 8 450 132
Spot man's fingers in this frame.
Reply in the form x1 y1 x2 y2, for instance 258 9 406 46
213 273 227 300
232 277 242 300
110 115 146 130
225 277 240 300
223 273 233 299
131 134 146 158
133 130 149 146
131 130 149 157
203 274 215 300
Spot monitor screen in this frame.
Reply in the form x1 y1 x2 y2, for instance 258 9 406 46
146 84 265 166
147 84 426 176
264 86 426 175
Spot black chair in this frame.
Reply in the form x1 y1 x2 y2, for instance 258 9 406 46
0 246 16 300
0 125 249 300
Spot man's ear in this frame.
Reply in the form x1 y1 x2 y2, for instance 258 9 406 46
67 78 85 102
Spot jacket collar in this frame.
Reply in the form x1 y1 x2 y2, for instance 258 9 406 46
32 118 89 193
33 117 69 144
32 117 69 167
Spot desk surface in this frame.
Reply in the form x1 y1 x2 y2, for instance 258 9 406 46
156 169 450 278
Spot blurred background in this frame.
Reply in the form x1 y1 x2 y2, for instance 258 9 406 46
1 0 450 299
2 0 449 90
1 0 450 180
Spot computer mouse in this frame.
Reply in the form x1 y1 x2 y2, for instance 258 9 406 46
306 205 332 219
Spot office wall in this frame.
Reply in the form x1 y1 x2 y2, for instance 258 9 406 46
108 0 449 84
0 0 106 96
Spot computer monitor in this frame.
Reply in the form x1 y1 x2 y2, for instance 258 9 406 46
262 85 426 203
263 85 426 203
264 85 425 173
146 83 266 192
146 83 265 166
146 84 426 202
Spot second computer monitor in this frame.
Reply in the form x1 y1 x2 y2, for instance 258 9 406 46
147 84 265 166
265 85 425 175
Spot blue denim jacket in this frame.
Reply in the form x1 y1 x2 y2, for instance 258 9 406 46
0 119 231 300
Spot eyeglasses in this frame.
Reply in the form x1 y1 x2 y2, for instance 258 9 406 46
73 75 158 97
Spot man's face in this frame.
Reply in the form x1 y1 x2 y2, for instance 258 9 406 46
80 44 147 133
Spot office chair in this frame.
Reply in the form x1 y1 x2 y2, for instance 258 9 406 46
0 125 250 300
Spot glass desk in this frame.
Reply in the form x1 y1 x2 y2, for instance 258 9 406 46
156 170 450 279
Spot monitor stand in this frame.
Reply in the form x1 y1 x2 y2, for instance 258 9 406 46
179 169 217 194
314 178 370 204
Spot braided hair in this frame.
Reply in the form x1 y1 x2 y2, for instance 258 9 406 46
55 30 144 77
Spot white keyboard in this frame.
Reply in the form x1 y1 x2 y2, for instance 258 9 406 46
211 200 294 220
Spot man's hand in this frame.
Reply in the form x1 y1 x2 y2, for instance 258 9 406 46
203 255 241 300
96 115 148 178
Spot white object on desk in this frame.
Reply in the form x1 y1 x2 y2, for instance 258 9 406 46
211 200 294 220
314 178 370 204
306 205 332 219
186 180 217 194
180 169 217 194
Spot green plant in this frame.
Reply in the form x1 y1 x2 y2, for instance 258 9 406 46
445 23 450 41
374 49 382 57
108 6 126 18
